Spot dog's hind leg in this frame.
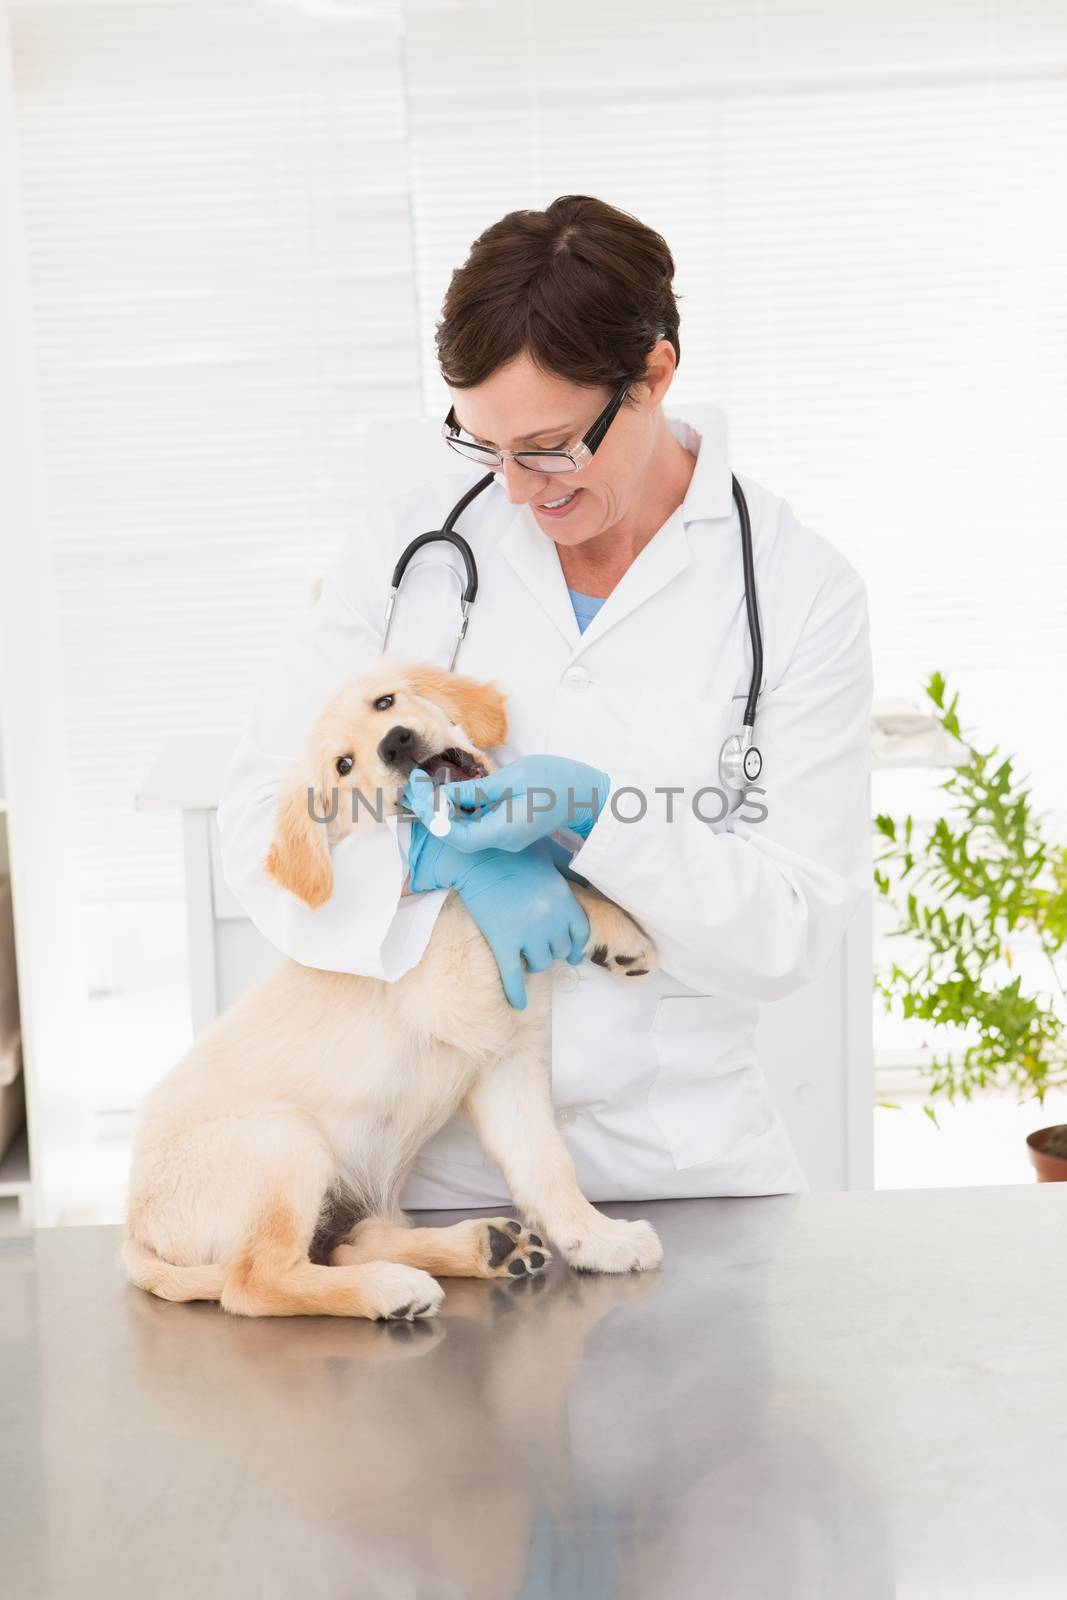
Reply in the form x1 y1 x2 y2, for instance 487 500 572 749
221 1199 445 1321
330 1216 551 1280
127 1113 443 1321
215 1126 444 1321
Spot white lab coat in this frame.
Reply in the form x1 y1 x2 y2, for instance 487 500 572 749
217 412 873 1208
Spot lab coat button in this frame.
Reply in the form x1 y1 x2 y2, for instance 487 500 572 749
563 667 592 693
556 1108 577 1128
555 967 580 992
795 1081 821 1108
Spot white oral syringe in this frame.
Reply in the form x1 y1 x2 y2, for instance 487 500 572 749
427 790 453 837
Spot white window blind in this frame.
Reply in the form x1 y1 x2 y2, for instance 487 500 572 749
11 0 418 904
10 0 1067 929
404 0 1067 800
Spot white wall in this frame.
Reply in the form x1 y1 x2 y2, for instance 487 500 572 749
5 0 1065 1123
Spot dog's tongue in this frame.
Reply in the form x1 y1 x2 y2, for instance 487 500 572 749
426 758 468 784
420 749 487 785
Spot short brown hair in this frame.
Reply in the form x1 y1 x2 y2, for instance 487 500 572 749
435 195 681 410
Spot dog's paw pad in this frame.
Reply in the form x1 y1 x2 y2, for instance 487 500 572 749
487 1224 519 1268
480 1217 553 1279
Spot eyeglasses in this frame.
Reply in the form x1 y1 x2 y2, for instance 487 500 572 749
442 379 632 475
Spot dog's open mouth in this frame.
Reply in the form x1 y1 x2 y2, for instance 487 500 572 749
417 746 488 785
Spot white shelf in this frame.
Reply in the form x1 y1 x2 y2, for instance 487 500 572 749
0 793 27 1218
0 1123 29 1197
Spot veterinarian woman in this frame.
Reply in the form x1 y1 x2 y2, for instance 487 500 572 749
218 194 873 1209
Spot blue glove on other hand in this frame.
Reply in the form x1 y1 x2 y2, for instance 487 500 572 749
404 755 611 854
406 821 590 1010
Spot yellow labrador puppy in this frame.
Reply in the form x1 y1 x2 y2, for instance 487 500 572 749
123 664 662 1320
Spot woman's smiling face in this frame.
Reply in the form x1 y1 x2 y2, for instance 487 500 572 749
446 346 678 549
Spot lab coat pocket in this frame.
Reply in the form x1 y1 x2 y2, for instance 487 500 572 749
648 995 774 1171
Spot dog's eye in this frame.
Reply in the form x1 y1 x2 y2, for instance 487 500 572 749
336 755 354 777
373 694 395 712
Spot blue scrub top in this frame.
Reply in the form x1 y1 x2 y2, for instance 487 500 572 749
567 587 607 634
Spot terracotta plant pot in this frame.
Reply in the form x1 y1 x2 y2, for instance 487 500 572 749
1025 1125 1067 1182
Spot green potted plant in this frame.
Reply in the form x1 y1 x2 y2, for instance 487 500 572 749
873 672 1067 1180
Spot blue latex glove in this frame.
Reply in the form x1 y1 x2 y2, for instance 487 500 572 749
540 835 591 890
404 755 611 854
406 821 590 1010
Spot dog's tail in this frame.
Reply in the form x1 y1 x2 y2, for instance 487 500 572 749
121 1234 225 1303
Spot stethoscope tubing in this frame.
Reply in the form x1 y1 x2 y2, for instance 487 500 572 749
382 467 762 764
732 474 762 728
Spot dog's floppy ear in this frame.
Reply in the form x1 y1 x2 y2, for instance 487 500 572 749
264 772 334 909
405 667 508 749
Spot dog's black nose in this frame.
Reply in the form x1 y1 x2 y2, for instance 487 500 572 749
377 725 417 769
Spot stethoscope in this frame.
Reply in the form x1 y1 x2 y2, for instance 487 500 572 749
381 471 764 792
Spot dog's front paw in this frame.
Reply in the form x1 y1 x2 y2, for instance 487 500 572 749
365 1262 445 1321
479 1217 553 1280
589 938 656 980
560 1216 663 1275
584 903 657 980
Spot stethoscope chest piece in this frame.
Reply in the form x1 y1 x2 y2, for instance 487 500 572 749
718 727 763 791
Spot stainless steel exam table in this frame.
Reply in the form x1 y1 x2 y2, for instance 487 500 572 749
2 1184 1065 1599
